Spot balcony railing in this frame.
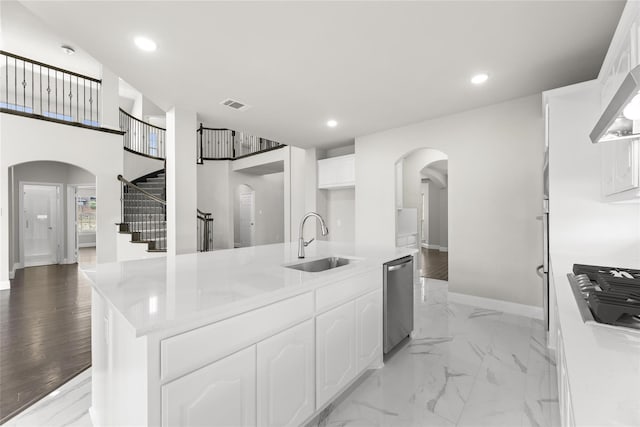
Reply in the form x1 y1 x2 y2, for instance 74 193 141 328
197 209 214 252
197 124 285 163
0 50 102 128
119 108 166 160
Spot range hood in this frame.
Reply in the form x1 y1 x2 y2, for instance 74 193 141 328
591 65 640 143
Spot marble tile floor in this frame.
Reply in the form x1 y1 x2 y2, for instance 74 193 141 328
3 368 92 427
3 278 559 427
316 279 560 427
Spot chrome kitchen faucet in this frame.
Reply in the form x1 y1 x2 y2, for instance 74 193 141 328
298 212 328 258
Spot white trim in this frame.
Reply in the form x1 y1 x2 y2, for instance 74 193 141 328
9 262 21 279
79 242 97 248
448 291 543 320
421 243 439 250
0 280 9 291
439 246 448 252
89 406 99 427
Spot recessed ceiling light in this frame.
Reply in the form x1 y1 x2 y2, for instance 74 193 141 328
60 45 75 55
471 73 489 85
326 119 338 128
134 36 157 52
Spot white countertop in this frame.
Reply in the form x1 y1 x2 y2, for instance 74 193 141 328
89 241 415 337
550 252 640 426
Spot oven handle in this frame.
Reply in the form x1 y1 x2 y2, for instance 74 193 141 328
536 265 545 278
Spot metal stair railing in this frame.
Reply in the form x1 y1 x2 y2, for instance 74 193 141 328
118 174 167 251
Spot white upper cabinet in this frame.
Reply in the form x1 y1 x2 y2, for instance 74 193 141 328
598 4 640 200
318 154 355 189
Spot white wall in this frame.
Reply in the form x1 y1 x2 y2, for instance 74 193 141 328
423 180 448 249
0 113 123 288
166 107 197 255
355 94 543 307
546 81 640 267
323 188 355 243
123 150 164 181
197 160 233 250
232 172 284 246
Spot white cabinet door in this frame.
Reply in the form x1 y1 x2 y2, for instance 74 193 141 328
612 139 639 193
316 300 356 408
257 320 314 427
356 290 383 371
318 155 355 189
162 346 256 427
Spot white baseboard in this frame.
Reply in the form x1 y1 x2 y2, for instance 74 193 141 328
0 280 10 291
448 291 543 320
89 406 98 427
79 243 96 248
421 243 449 252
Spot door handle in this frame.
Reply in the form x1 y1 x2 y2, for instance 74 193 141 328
388 262 410 272
536 265 544 278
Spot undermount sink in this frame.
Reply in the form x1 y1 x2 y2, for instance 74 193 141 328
286 257 354 273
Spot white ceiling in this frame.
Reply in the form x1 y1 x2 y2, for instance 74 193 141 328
12 1 625 149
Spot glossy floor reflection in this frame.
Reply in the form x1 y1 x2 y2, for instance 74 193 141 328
4 368 92 427
317 279 560 427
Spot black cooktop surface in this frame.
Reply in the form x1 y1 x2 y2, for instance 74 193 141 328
572 264 640 330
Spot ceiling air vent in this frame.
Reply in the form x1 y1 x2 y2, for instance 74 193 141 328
220 98 250 111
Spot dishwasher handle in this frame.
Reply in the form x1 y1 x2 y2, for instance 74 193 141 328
387 260 411 272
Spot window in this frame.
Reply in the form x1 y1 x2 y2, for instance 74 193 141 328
149 131 158 157
77 195 96 233
0 102 33 113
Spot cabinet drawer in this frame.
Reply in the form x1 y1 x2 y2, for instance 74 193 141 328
162 346 256 427
161 292 313 382
315 268 381 313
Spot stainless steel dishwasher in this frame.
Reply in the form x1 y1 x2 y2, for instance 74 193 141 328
383 255 414 354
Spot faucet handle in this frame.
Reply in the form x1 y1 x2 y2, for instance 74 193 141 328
304 238 315 247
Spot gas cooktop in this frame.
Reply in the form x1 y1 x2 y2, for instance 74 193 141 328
568 264 640 331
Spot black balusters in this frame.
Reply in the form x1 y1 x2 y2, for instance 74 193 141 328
0 50 102 126
118 108 166 160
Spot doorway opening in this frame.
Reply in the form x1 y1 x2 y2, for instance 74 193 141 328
21 183 62 267
74 185 97 269
236 184 256 248
395 148 449 281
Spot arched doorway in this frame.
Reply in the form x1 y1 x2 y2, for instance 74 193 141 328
9 160 96 272
394 148 448 280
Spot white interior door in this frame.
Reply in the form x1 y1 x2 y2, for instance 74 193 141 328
239 190 255 247
23 184 60 267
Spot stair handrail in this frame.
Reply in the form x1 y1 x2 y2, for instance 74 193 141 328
197 208 213 219
117 174 166 205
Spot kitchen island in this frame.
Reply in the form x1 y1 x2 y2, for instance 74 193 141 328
88 241 415 427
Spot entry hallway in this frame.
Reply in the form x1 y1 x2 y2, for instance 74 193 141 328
6 279 559 427
0 249 95 424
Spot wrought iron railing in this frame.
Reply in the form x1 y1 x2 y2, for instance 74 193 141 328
197 209 214 252
197 124 285 163
118 175 167 252
119 108 166 160
0 50 101 127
